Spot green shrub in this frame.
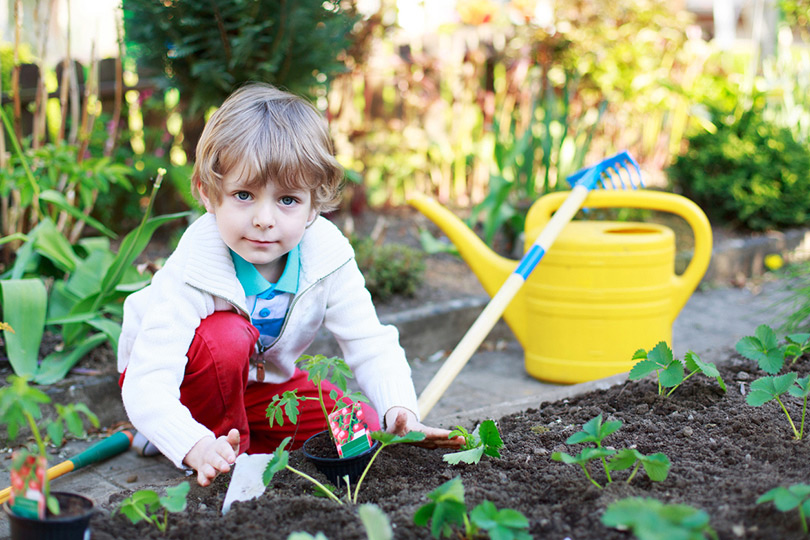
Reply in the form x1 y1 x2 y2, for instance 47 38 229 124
351 237 425 302
667 103 810 231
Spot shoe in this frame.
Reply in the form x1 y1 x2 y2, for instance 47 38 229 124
132 431 161 457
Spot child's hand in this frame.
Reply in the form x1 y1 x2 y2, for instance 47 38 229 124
183 429 240 486
384 407 464 449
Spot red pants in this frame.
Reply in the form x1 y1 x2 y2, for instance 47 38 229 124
123 311 380 455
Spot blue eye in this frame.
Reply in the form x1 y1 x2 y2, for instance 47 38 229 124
280 196 296 206
236 191 251 201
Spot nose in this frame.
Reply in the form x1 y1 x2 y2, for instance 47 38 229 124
252 201 275 229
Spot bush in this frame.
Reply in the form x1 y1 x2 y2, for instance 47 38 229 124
351 237 425 302
667 104 810 231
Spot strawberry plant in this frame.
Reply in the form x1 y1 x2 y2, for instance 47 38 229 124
551 414 670 489
443 419 503 465
735 324 810 373
757 483 810 534
746 372 810 440
602 497 718 540
116 481 190 532
413 476 531 539
629 342 726 396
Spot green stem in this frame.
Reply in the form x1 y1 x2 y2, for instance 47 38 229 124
800 504 808 534
776 396 800 439
666 369 697 397
579 463 602 489
353 443 386 504
286 466 343 505
597 444 612 483
315 381 337 446
801 396 807 440
0 107 40 216
625 462 641 484
156 509 167 532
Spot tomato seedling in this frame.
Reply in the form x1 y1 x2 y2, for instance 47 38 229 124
736 324 810 373
602 496 717 540
746 372 810 440
757 484 810 534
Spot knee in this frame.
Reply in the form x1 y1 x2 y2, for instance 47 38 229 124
191 312 258 369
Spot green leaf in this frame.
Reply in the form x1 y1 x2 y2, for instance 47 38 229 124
747 374 798 406
658 360 685 388
160 481 190 513
607 448 641 471
263 437 291 486
33 333 107 385
39 190 116 238
640 453 671 482
628 358 660 380
358 504 393 540
735 325 785 374
31 218 79 273
789 376 810 398
0 279 46 377
370 431 426 446
478 419 504 453
443 446 485 465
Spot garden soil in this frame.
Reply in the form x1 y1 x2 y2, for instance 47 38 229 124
90 353 810 540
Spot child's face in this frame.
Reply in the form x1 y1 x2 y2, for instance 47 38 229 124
199 168 317 282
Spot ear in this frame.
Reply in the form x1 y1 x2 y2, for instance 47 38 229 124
197 181 216 213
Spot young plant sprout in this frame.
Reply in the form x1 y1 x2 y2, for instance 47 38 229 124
116 482 190 533
443 419 503 465
757 484 810 534
551 414 670 489
413 476 531 540
746 372 809 440
0 374 99 518
735 324 810 373
629 342 726 396
602 497 718 540
265 354 369 445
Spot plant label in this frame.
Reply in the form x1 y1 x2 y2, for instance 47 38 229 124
328 403 371 458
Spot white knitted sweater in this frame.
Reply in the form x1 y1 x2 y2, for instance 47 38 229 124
118 213 418 467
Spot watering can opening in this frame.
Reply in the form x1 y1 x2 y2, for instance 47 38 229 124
603 226 661 235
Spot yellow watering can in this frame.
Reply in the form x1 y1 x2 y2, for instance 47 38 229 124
410 189 712 385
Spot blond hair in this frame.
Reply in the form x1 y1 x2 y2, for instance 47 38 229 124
192 83 343 213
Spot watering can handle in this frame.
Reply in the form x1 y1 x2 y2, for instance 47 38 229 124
526 190 713 320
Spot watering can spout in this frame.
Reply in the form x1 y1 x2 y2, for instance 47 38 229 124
408 194 528 346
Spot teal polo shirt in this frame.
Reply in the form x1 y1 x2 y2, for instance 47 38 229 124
231 246 300 348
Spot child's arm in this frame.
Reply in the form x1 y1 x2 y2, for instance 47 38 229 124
183 428 240 487
384 407 464 448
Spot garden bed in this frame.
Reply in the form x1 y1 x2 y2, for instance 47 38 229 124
89 351 809 539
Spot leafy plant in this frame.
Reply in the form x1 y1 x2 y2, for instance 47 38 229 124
443 419 503 465
413 476 531 540
0 169 188 382
757 483 810 534
116 481 190 532
602 497 718 540
551 414 670 489
0 374 99 518
350 237 425 301
667 99 810 231
735 323 810 373
746 372 809 440
265 354 369 446
629 341 726 396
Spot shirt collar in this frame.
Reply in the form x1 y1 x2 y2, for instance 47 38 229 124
230 245 300 297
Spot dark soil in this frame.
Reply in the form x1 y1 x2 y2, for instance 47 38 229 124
89 353 810 540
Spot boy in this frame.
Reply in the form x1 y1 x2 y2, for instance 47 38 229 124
118 83 461 487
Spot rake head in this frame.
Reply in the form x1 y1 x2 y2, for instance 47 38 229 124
566 151 644 191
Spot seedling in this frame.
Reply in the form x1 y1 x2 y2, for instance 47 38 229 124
443 419 503 465
629 342 726 396
757 484 810 534
736 324 810 373
262 431 426 505
551 414 670 489
746 372 809 440
116 481 190 532
266 354 369 447
602 497 717 540
0 374 98 518
413 476 531 540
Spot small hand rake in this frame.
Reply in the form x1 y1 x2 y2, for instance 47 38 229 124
417 151 645 418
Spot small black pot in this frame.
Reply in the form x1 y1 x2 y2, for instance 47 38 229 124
302 430 379 487
4 491 94 540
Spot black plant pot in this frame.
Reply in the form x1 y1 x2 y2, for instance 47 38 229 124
4 491 94 540
302 430 379 487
